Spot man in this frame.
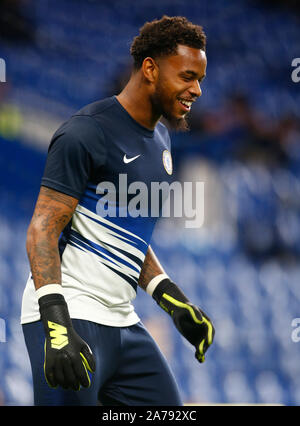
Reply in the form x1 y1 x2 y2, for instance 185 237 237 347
21 15 214 406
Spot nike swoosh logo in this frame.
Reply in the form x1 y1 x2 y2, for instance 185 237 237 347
123 154 141 164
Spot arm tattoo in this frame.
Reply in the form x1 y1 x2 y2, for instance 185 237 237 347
26 187 78 290
138 246 165 291
40 186 75 209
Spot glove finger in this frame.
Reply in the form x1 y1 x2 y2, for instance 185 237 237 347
44 341 57 388
195 351 205 363
81 345 96 372
44 364 57 388
72 353 91 388
195 338 207 363
195 329 214 363
201 313 215 345
61 353 80 391
53 354 69 389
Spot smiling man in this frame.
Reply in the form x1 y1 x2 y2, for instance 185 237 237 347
120 18 207 132
21 15 214 406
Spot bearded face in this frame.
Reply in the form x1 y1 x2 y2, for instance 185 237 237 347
150 45 207 132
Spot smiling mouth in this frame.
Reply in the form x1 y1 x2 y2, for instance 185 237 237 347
177 98 193 112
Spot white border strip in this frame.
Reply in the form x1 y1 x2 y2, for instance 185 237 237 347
36 284 63 300
146 273 169 296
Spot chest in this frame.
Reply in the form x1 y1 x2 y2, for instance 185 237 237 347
101 129 173 187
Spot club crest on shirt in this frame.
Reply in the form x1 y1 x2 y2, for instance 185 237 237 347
162 150 173 175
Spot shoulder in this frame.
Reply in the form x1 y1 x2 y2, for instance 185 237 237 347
49 99 115 151
55 97 116 138
75 96 116 119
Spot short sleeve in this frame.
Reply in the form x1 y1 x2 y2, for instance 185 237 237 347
41 115 106 199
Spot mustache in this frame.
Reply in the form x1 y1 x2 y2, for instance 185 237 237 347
177 96 198 103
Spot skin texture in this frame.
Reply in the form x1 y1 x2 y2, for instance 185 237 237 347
26 186 78 289
138 246 165 291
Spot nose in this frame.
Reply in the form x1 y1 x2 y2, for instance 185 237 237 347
189 80 202 98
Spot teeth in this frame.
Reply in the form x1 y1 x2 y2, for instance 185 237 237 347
179 99 192 107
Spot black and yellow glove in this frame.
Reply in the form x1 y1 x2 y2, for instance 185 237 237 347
39 293 96 390
152 279 215 363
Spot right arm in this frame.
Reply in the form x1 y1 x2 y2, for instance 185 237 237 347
26 185 78 290
27 115 105 289
26 185 95 390
26 116 106 390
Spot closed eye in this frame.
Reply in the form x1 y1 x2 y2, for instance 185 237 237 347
180 73 205 84
182 76 193 82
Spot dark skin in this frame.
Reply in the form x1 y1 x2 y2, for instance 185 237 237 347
27 44 207 291
26 186 78 289
117 44 207 131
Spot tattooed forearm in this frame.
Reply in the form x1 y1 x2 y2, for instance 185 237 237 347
40 186 75 209
27 237 62 288
26 186 78 290
138 246 165 291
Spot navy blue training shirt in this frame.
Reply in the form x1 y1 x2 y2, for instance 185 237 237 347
21 96 174 326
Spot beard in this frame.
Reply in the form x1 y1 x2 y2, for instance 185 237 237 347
150 85 191 133
160 110 190 132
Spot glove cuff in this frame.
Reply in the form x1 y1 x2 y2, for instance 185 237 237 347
152 278 189 306
38 293 72 331
36 284 63 299
38 293 67 310
146 273 169 296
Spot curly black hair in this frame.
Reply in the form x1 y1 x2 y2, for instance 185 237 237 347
130 16 206 69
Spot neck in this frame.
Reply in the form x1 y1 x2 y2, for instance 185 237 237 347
116 73 161 130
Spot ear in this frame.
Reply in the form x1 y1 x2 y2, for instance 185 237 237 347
142 57 159 84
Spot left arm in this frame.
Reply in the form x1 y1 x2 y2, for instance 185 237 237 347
138 246 215 363
138 245 167 291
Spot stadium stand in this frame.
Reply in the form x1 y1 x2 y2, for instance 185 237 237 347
0 0 300 405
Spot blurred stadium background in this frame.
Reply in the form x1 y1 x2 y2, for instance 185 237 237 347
0 0 300 406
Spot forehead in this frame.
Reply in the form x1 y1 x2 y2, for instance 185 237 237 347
162 44 207 74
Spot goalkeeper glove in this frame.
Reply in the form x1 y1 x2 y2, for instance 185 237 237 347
152 278 215 363
38 293 96 390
